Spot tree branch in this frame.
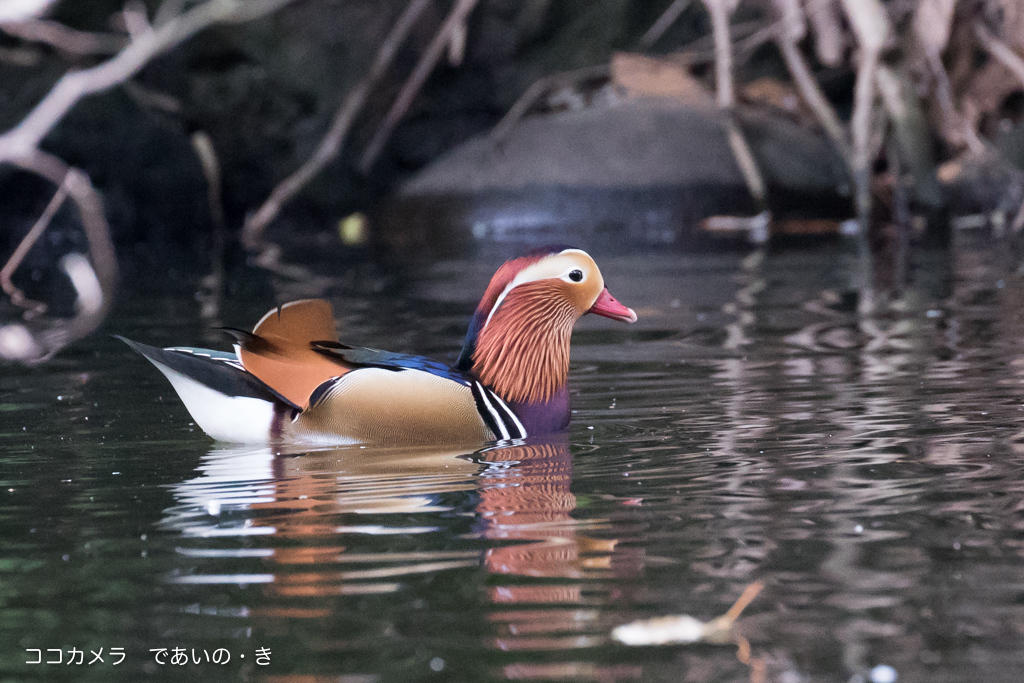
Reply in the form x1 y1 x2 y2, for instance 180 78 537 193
0 0 298 164
974 20 1024 90
0 176 68 315
242 0 432 249
638 0 694 50
358 0 481 173
0 19 126 56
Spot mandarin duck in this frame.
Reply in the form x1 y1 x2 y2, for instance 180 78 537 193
120 247 636 445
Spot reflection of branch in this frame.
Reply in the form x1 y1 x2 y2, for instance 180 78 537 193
804 0 843 67
243 0 432 250
191 131 225 322
359 0 481 173
0 177 68 315
0 0 299 164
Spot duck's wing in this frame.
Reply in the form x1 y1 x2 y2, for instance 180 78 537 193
310 341 471 384
232 299 352 409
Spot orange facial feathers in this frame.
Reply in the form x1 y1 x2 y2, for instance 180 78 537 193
472 280 578 404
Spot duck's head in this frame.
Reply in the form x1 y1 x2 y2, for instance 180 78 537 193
457 246 636 405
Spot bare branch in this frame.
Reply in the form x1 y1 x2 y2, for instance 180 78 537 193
0 19 126 56
0 0 56 23
0 0 299 164
703 0 739 109
243 0 433 249
0 0 299 361
359 0 481 174
842 0 889 226
153 0 187 28
0 177 68 315
0 45 40 66
771 0 849 159
1 151 117 364
639 0 694 50
120 1 154 41
974 20 1024 89
914 0 954 55
702 0 767 208
803 0 844 67
489 64 610 147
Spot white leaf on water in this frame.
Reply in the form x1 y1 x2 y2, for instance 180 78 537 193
611 615 707 645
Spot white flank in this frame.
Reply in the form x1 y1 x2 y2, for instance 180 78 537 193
147 361 274 444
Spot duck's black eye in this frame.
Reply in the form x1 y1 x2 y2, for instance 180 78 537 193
568 269 583 282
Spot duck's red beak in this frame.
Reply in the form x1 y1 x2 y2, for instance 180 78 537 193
588 288 637 323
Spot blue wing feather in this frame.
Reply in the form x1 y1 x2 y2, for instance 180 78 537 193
311 341 471 385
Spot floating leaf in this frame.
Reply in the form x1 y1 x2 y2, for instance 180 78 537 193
611 580 763 646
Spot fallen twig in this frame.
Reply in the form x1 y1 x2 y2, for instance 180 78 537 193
243 0 432 250
611 579 765 645
358 0 481 173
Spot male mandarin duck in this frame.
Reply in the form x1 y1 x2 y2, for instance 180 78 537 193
120 247 636 445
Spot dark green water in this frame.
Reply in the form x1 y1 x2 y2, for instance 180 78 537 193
3 238 1024 682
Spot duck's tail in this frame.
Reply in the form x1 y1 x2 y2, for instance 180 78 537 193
117 336 296 443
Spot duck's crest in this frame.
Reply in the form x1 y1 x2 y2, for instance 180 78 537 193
456 245 575 371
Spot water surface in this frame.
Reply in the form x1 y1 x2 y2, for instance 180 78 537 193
2 237 1024 682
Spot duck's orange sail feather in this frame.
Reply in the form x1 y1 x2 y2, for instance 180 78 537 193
238 299 350 408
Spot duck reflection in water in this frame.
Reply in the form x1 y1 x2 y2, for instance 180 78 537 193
475 439 642 656
160 438 640 650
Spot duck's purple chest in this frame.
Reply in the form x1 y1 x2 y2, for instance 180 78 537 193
510 386 571 436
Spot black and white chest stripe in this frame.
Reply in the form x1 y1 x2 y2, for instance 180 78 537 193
471 381 527 440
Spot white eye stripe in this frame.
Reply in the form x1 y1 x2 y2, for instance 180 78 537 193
481 249 600 330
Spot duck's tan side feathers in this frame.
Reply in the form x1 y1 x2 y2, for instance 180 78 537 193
291 367 491 445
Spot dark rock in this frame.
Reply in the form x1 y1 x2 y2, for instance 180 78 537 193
384 99 850 257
